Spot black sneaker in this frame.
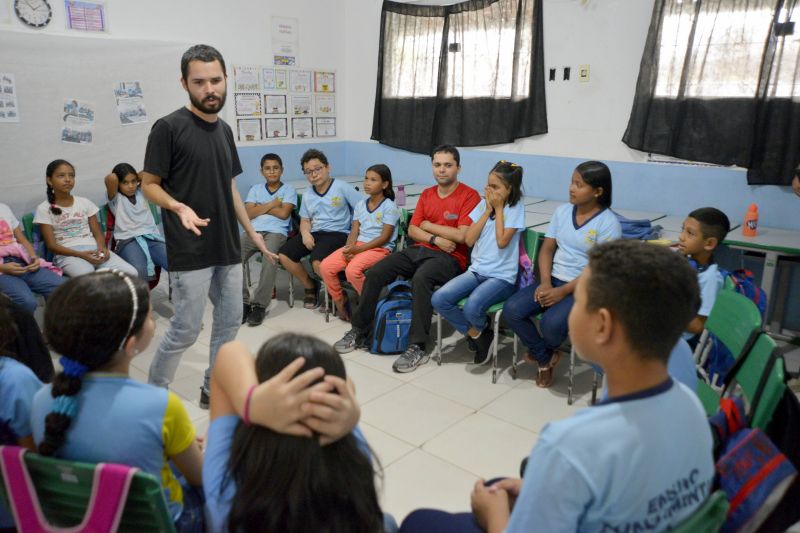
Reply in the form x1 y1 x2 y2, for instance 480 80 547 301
466 336 477 352
473 328 495 365
242 303 252 324
393 344 430 373
247 305 266 326
199 388 210 410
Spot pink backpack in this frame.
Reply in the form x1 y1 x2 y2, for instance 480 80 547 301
0 446 138 532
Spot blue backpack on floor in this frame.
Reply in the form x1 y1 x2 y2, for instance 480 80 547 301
370 281 413 355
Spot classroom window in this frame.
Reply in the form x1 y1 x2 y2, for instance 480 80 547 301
624 0 800 186
373 0 547 154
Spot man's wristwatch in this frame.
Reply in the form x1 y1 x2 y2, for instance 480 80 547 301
429 235 437 245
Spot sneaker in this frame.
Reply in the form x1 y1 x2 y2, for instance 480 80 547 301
242 303 252 324
466 336 477 352
199 388 210 410
246 305 266 326
473 328 495 366
334 328 364 354
393 344 430 373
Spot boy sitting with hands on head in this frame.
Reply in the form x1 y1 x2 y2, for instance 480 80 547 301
676 207 730 340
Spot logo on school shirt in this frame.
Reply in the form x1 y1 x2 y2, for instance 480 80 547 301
443 211 458 221
0 220 13 246
585 229 598 245
331 196 343 208
375 212 383 223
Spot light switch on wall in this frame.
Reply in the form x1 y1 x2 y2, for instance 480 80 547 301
579 64 590 82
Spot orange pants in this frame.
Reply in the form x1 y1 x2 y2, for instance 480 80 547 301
319 242 391 300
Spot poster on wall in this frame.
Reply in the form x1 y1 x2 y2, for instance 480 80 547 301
234 93 262 116
262 68 276 90
237 118 262 142
234 66 260 92
316 117 336 137
264 94 286 114
289 70 311 93
315 94 335 115
314 71 335 93
275 70 288 90
272 16 298 65
292 117 312 139
113 81 147 125
65 0 107 32
291 95 312 116
0 74 20 123
61 99 94 144
265 118 288 139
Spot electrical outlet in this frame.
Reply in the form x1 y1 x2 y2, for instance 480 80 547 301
578 64 590 82
563 67 570 81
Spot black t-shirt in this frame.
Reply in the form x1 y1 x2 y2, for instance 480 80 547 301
143 107 243 271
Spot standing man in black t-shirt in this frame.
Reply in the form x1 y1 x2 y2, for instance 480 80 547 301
141 44 269 408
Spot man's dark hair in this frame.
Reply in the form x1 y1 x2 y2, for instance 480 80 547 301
181 44 226 80
688 207 730 244
431 145 460 166
586 240 700 363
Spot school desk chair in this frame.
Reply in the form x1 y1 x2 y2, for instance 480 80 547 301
718 332 786 431
0 446 176 532
694 287 764 390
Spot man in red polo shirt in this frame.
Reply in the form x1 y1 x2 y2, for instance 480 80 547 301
334 145 480 373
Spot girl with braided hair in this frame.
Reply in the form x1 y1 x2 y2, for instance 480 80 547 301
30 270 205 532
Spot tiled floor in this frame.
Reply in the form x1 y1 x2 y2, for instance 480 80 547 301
133 267 593 523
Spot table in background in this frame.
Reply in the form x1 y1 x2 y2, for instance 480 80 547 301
614 209 665 222
524 200 564 215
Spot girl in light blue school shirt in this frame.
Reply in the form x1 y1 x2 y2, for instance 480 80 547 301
503 161 621 388
431 161 526 366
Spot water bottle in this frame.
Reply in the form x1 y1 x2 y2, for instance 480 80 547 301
396 185 406 207
742 203 758 237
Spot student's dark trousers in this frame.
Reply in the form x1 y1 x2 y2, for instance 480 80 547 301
351 245 462 348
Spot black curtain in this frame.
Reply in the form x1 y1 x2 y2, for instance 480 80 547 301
623 0 799 186
372 0 547 155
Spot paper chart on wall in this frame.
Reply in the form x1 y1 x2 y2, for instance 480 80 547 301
289 70 311 93
266 118 288 138
316 117 336 137
314 71 335 93
315 94 335 116
113 81 147 125
234 65 260 92
272 16 298 66
65 0 107 32
275 69 287 90
237 118 262 142
291 95 312 116
234 93 262 116
61 99 94 144
264 94 286 114
292 117 313 139
0 74 20 123
262 68 276 90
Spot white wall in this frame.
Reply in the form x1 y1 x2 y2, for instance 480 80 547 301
342 0 656 162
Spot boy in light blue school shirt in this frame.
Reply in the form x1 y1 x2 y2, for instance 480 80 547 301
246 182 298 235
467 200 526 284
353 197 399 251
299 178 362 233
546 203 621 282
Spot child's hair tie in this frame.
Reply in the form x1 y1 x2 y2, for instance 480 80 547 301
60 356 88 378
52 395 78 418
243 384 257 426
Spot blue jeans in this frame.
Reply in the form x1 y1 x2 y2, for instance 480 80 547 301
431 271 515 335
503 277 574 365
148 264 243 393
0 257 64 313
117 238 168 281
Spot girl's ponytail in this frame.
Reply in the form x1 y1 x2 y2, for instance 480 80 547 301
46 185 61 215
38 357 86 456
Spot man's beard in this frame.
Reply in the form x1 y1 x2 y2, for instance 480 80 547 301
190 91 226 114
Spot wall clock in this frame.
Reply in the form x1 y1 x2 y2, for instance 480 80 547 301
14 0 53 28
